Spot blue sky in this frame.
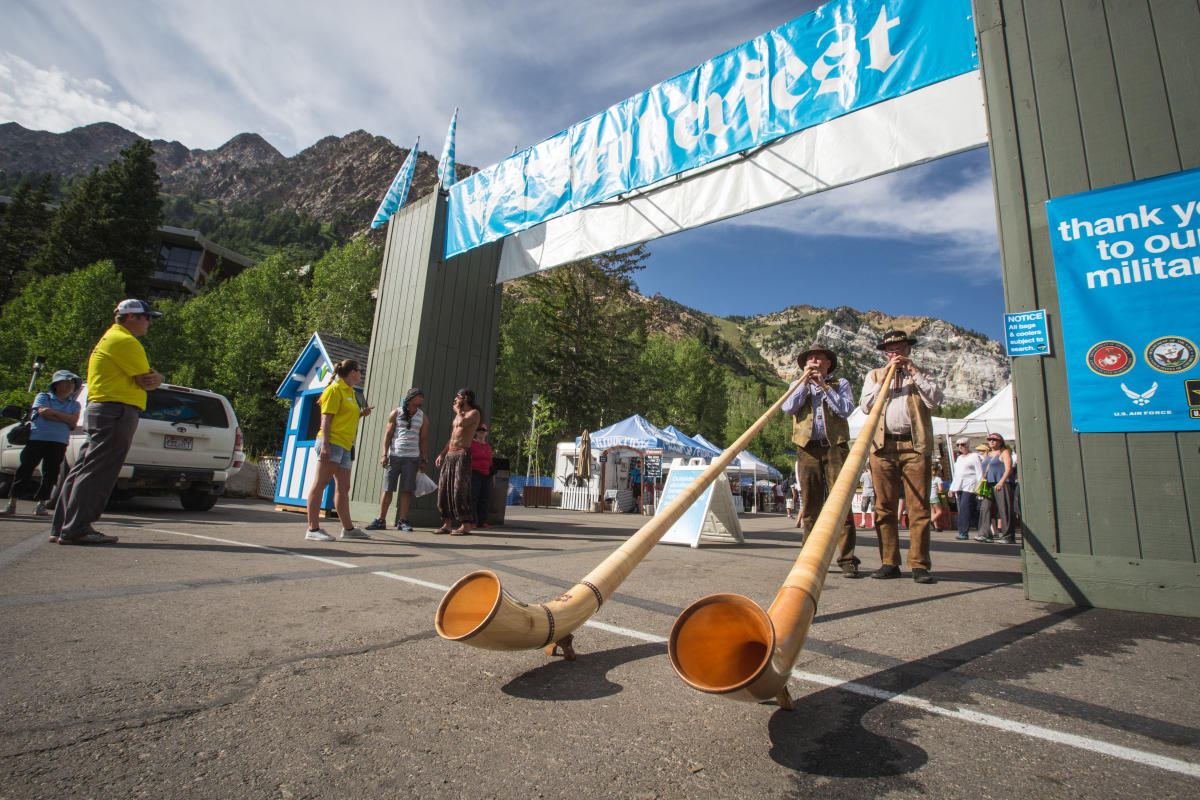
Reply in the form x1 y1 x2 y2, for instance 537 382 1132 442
0 0 1007 340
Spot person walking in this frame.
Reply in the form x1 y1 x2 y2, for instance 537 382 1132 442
2 370 81 517
975 434 1016 543
859 329 944 584
50 300 164 545
948 438 984 540
470 423 494 529
859 467 875 530
304 359 374 542
365 388 427 532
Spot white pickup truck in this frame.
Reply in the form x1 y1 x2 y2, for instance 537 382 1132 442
0 383 245 511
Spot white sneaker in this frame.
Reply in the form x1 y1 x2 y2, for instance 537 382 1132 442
33 503 50 516
305 528 335 541
339 527 371 540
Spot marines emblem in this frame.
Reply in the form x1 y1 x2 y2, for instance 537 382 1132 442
1086 341 1134 376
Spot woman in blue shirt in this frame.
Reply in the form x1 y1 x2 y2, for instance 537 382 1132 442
3 370 81 516
974 433 1016 543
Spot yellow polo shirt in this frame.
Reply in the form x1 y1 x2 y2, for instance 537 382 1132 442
318 378 360 450
87 324 151 409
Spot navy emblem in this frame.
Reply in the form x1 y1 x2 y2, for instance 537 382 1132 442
1145 336 1196 374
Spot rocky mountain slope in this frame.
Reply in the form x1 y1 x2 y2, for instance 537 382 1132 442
639 295 1009 407
0 121 458 236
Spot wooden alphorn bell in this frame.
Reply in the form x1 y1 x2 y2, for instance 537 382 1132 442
667 363 897 709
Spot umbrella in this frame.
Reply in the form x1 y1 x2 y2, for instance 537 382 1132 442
578 430 592 480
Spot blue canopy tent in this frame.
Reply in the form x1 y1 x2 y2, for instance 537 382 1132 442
691 433 783 481
662 425 722 458
576 415 712 459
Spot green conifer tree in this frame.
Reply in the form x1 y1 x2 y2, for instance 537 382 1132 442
32 140 163 295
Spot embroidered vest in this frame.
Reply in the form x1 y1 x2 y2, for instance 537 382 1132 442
791 381 851 447
867 367 934 455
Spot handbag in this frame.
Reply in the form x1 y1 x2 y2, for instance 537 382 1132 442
974 480 993 499
414 471 437 497
6 410 34 445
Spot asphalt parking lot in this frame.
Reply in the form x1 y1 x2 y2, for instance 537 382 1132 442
1 498 1198 799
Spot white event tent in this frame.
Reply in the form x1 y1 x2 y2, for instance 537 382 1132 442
847 384 1016 443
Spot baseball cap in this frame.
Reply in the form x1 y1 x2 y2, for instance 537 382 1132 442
115 299 163 317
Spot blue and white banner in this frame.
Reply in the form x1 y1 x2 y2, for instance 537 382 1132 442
371 137 419 230
1045 167 1200 433
445 0 978 258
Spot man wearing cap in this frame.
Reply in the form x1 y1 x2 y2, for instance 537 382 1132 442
782 344 861 576
859 329 944 583
365 387 428 532
51 299 164 545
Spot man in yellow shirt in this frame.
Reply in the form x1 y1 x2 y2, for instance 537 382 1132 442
51 299 164 545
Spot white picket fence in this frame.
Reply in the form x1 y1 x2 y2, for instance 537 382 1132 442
561 485 600 511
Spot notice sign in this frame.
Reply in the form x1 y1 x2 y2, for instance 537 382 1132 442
1045 167 1200 432
1005 309 1050 357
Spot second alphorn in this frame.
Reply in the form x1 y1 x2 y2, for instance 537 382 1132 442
667 363 897 708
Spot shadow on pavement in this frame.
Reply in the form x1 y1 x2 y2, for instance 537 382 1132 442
501 641 667 701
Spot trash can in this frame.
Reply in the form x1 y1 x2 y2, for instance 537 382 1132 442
488 457 509 525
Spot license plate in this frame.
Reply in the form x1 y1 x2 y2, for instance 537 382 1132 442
164 435 193 450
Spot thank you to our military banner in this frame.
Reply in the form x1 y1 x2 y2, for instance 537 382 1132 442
1045 167 1200 432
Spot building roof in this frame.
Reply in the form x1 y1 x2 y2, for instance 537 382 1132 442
276 331 370 399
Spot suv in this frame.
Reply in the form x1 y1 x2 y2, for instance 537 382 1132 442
0 383 244 511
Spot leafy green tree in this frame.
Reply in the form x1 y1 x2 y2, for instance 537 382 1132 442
297 236 382 346
0 173 54 304
723 375 794 473
0 260 127 396
32 139 163 295
638 334 728 441
145 249 310 455
490 246 648 472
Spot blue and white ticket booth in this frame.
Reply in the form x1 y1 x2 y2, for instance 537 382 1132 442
274 332 368 511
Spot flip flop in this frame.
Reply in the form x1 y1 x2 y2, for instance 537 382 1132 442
433 527 452 534
450 527 471 535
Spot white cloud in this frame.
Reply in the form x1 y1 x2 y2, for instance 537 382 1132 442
0 51 162 137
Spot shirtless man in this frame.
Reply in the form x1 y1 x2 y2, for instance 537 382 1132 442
434 387 481 535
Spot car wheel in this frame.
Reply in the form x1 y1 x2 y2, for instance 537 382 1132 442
179 489 219 512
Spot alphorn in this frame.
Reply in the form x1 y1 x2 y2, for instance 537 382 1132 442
667 363 897 709
435 380 803 657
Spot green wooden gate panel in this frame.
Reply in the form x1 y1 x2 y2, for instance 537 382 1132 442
977 0 1200 616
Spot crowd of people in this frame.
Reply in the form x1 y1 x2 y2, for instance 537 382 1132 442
10 302 1013 566
303 376 498 541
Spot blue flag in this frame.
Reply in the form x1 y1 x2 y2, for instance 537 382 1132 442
437 109 458 189
371 137 419 229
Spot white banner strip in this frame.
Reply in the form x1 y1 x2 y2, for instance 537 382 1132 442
498 70 988 282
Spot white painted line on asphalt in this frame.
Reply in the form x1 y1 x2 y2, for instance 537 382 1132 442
142 526 1199 778
369 570 451 592
792 670 1200 778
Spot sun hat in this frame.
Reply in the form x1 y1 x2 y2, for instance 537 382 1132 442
876 329 918 350
796 344 838 374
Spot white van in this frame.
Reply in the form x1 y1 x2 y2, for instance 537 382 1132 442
0 383 245 511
